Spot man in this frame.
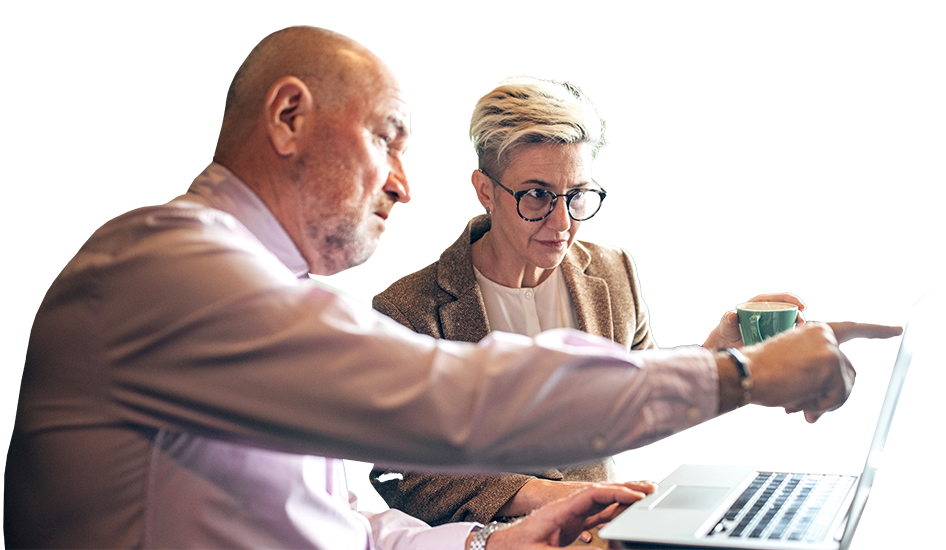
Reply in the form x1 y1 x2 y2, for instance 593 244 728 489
4 26 899 549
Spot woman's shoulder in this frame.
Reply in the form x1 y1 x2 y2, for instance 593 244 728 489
572 239 633 264
374 261 444 305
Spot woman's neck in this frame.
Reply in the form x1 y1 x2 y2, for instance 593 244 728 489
471 231 555 289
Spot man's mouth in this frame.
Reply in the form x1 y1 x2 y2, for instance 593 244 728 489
372 195 396 222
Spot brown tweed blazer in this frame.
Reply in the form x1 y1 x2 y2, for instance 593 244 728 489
370 215 657 526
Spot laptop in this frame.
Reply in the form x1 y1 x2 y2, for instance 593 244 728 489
599 295 926 550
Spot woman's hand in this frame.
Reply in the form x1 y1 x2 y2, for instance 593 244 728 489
703 292 806 349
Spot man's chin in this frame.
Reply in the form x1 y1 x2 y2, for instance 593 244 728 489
340 240 380 273
345 255 372 272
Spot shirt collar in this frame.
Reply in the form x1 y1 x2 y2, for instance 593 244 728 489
182 163 310 278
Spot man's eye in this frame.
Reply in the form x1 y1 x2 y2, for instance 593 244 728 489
524 189 549 199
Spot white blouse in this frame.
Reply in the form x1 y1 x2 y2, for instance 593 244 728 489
474 265 579 336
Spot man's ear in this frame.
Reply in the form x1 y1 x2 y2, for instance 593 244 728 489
471 169 495 213
265 76 314 157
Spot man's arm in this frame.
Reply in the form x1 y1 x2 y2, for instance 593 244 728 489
715 321 902 420
365 508 477 550
42 205 898 472
372 284 542 526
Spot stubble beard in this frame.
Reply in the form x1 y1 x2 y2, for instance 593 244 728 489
309 193 394 273
291 156 380 275
306 214 378 275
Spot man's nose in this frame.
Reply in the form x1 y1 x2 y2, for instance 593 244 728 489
385 158 411 203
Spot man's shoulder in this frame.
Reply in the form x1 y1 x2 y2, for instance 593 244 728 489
81 201 254 259
63 199 285 294
103 200 238 233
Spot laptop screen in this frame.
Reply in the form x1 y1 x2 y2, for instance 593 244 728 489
838 293 925 549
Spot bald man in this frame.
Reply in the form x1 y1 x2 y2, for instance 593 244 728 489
5 26 899 549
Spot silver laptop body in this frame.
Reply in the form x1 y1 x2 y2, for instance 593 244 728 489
600 296 923 550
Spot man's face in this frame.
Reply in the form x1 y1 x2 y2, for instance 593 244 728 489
292 61 411 275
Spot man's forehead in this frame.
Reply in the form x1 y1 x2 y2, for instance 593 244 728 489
354 59 411 125
362 79 410 139
387 96 411 134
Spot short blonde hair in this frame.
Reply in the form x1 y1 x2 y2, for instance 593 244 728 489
469 76 606 177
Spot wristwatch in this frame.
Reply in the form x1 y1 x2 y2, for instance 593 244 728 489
720 347 753 407
470 521 506 550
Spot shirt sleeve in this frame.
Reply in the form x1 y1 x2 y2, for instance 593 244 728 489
363 509 477 550
24 203 719 472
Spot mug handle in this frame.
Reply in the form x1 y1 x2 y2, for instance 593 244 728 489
749 312 763 344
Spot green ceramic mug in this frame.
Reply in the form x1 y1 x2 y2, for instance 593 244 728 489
737 302 798 345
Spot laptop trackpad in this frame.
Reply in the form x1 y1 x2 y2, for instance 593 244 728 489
651 485 730 511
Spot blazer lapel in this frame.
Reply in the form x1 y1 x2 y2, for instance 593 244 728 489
437 216 491 343
439 292 490 342
560 242 614 342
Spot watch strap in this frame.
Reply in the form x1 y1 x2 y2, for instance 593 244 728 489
470 521 507 550
720 347 753 407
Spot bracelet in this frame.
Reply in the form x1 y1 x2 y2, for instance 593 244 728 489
720 348 753 407
470 521 507 550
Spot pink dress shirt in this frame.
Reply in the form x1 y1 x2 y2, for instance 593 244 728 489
5 163 719 548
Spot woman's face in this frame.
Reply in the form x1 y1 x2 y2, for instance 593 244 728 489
474 142 595 284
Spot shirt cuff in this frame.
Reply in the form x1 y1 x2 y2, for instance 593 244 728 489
365 507 479 550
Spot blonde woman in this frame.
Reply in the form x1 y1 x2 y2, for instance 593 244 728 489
369 77 803 539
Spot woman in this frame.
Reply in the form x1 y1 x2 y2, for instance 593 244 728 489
369 77 801 535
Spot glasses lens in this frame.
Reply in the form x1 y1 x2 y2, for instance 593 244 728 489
518 189 555 220
567 191 603 221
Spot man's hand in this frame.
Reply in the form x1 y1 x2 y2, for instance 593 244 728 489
495 479 657 546
740 321 902 423
473 483 656 549
496 479 653 519
703 293 806 350
827 322 905 344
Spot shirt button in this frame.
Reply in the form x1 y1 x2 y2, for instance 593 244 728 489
687 407 702 423
591 435 607 452
524 291 534 299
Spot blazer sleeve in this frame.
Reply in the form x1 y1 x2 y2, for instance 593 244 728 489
621 249 658 350
371 293 415 331
369 469 535 526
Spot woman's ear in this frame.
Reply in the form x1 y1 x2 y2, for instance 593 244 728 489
265 76 314 157
471 169 495 214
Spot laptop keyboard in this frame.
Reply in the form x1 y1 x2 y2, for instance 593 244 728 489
708 472 856 543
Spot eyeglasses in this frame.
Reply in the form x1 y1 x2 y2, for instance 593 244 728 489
480 170 607 222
